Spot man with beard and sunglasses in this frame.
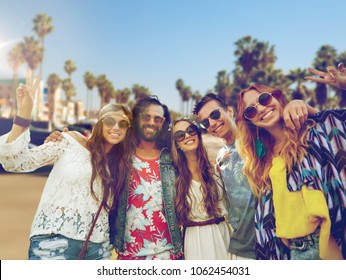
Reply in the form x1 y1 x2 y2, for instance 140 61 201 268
109 96 183 260
193 93 317 260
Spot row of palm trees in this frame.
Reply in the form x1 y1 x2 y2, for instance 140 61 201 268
6 13 156 119
6 15 346 121
176 36 346 113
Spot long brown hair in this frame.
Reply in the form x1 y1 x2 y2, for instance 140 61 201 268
87 104 135 211
235 84 310 198
171 118 224 226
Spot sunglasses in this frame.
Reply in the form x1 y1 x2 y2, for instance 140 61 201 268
102 116 130 129
173 124 199 142
198 108 221 129
243 92 273 119
140 113 165 124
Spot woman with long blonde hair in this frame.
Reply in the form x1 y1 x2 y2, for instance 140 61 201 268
236 83 345 260
171 117 230 259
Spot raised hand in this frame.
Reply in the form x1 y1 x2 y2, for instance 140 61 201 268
305 62 346 90
16 69 41 119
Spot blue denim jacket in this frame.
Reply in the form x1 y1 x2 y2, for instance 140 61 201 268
109 148 183 255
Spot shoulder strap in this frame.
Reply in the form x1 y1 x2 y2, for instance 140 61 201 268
78 203 103 260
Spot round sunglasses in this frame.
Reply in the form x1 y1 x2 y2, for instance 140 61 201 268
198 108 221 130
102 116 130 129
173 124 199 142
139 113 165 124
243 92 273 119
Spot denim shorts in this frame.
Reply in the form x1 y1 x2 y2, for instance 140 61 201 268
28 234 112 260
289 229 320 260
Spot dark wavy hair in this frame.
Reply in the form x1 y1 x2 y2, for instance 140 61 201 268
131 95 171 150
171 118 225 226
87 104 135 211
193 92 228 116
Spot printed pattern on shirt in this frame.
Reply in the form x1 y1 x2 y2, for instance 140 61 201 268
256 109 346 260
118 155 175 260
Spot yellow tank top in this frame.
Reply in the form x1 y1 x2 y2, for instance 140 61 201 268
270 156 343 260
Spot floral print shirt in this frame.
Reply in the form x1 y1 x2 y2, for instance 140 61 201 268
117 155 178 260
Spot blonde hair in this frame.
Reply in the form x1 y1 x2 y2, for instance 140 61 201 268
235 84 311 198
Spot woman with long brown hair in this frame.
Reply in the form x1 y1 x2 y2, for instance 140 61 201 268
0 71 134 259
235 83 345 260
171 117 230 259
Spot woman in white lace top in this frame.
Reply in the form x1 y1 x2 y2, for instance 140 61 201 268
0 71 134 259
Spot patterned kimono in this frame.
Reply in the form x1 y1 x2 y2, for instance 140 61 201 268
255 109 346 260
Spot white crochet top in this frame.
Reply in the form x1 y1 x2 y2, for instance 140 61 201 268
0 130 109 243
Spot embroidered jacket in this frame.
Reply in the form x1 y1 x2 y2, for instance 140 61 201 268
256 109 346 260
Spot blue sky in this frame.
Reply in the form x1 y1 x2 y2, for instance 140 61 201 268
0 0 345 113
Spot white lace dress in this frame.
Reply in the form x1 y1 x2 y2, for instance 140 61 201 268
184 179 231 260
0 131 109 243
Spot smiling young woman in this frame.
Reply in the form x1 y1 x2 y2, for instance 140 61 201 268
236 83 346 260
171 117 231 260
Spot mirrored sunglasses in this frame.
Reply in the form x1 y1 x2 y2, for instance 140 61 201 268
198 108 221 129
243 92 273 119
173 124 199 142
102 116 130 129
140 113 165 124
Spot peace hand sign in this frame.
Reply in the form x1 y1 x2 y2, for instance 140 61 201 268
305 62 346 90
16 69 41 119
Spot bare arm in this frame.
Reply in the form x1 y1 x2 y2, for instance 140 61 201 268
7 69 40 143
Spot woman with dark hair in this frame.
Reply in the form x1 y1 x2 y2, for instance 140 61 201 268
235 83 345 260
0 71 134 260
171 117 231 259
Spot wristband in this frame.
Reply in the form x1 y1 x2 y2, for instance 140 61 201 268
13 115 31 128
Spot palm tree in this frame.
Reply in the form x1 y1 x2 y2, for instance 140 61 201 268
64 60 77 80
233 36 277 90
115 88 131 103
191 90 201 112
182 86 192 115
20 36 43 74
83 71 96 117
33 13 54 79
96 75 115 107
313 45 338 110
286 68 308 100
46 73 61 121
214 70 233 106
132 84 151 101
7 42 25 112
175 79 184 114
62 78 76 103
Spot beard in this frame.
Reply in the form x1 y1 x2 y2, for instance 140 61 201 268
138 124 162 142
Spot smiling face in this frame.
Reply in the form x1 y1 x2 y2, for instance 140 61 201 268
197 100 234 140
242 89 283 129
101 110 130 150
137 104 165 142
173 121 199 154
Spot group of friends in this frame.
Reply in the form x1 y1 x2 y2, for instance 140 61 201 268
0 63 345 260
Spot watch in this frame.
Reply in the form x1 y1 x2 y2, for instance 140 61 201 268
13 115 31 128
